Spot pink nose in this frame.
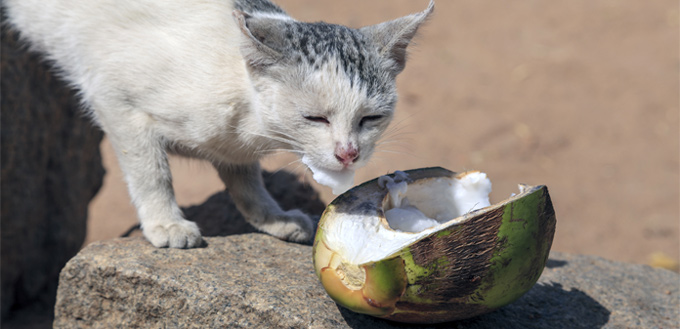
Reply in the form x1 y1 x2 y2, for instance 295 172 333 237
335 143 359 167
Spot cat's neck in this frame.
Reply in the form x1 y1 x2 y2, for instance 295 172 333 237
204 93 289 163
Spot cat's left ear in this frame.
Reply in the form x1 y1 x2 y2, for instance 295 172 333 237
233 10 288 70
360 0 434 76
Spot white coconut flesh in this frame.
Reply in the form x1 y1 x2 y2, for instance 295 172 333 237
302 155 355 195
323 171 497 265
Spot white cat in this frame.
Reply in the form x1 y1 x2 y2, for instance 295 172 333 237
3 0 434 248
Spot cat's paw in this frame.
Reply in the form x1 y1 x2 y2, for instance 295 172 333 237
264 209 315 243
143 219 203 248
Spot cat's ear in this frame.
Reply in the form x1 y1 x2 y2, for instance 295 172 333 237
233 10 288 70
360 0 434 76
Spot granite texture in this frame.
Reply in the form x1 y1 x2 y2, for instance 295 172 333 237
54 234 679 328
1 21 105 321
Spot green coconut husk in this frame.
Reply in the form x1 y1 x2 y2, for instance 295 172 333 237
313 167 557 323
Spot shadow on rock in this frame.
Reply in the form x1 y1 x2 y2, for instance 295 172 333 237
546 259 568 269
337 282 610 329
182 170 326 242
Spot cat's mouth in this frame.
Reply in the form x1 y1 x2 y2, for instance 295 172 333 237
301 155 355 195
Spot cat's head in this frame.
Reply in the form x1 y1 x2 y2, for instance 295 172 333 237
234 1 434 174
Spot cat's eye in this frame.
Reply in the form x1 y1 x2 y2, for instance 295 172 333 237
304 116 330 125
360 115 384 127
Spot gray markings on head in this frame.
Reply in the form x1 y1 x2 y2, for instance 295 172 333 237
290 22 385 94
244 17 389 97
235 0 434 99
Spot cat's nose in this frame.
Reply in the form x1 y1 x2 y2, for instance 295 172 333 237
334 143 359 167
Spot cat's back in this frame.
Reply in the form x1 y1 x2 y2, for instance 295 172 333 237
3 0 259 104
5 0 236 55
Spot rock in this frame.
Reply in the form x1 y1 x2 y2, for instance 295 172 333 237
54 234 679 328
0 20 105 322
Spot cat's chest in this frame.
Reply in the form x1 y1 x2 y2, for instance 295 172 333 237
161 107 280 164
200 133 275 164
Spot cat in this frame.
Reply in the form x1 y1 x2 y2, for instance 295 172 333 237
3 0 434 248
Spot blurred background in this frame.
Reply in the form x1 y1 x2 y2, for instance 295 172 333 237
86 0 678 268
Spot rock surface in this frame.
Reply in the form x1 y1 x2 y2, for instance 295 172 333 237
0 22 105 321
54 234 679 329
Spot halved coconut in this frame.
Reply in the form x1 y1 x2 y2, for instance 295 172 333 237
313 167 556 323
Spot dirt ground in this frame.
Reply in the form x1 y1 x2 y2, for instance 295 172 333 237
86 0 679 268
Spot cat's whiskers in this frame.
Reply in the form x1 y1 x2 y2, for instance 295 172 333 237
373 148 422 161
267 156 308 177
264 128 305 149
376 133 413 144
375 116 414 150
222 123 304 153
375 135 413 155
375 138 411 147
255 148 304 155
379 125 415 145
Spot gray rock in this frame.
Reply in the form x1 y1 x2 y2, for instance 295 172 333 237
0 20 105 321
54 234 679 329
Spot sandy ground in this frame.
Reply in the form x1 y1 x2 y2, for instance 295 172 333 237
86 0 679 268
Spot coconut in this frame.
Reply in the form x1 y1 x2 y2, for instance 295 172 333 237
302 155 355 195
312 167 556 323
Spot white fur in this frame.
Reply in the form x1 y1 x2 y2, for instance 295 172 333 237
3 0 433 248
4 0 303 247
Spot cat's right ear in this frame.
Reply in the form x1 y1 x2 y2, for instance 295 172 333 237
233 10 286 71
360 0 435 76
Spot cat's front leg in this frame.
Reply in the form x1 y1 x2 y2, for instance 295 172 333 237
215 163 314 243
105 122 202 248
